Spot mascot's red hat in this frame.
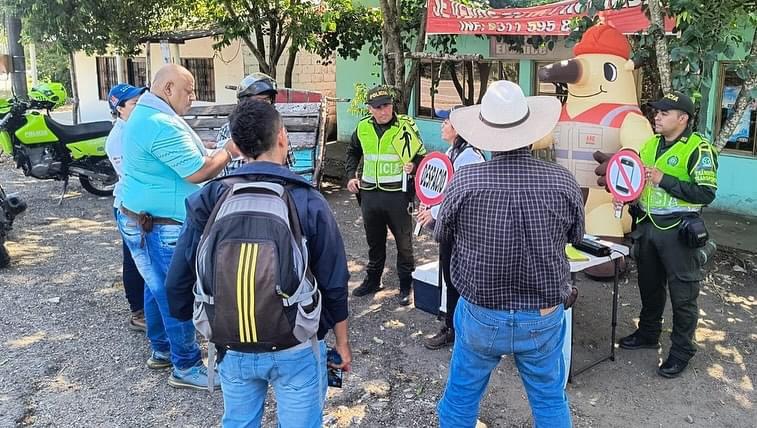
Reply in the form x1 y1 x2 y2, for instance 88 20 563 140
573 24 631 60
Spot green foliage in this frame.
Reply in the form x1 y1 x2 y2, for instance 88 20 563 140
29 42 72 95
307 1 382 64
3 0 200 56
348 83 370 117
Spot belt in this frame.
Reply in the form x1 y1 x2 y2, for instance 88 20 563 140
120 206 182 228
119 206 182 247
224 340 307 354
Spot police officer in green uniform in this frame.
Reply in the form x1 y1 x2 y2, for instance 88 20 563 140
345 86 427 306
619 92 718 378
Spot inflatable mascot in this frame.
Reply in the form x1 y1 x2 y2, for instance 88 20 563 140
536 24 654 240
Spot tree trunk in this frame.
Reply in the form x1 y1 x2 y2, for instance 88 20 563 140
648 0 672 92
401 4 428 113
715 32 757 150
68 51 79 125
284 45 298 88
476 62 492 104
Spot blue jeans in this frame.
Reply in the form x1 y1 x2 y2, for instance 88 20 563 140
219 341 328 428
116 211 201 370
438 298 571 428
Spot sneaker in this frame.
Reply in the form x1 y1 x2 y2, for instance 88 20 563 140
128 310 146 332
352 280 382 297
424 327 454 350
146 350 172 370
398 289 411 307
168 362 220 391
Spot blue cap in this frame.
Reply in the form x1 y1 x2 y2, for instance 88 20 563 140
108 84 147 113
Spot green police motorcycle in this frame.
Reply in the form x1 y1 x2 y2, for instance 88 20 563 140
0 83 117 202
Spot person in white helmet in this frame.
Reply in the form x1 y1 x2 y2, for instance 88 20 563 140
213 72 294 175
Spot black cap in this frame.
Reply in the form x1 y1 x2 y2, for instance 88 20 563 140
648 91 695 117
366 86 393 107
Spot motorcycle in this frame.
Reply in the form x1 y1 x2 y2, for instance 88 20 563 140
0 85 117 203
0 182 26 268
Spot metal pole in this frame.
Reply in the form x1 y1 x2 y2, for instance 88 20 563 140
5 15 28 98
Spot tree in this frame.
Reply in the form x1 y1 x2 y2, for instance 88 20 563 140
3 0 198 122
573 0 757 150
372 0 554 113
209 0 375 88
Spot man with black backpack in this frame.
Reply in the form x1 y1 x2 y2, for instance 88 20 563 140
166 99 351 427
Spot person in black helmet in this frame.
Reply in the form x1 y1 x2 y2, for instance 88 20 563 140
213 72 294 176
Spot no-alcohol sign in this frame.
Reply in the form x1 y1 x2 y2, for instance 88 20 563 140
414 152 454 206
606 150 645 202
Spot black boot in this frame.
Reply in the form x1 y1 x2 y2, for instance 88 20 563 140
352 276 382 297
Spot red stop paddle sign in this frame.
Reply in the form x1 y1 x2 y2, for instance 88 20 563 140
606 151 645 202
414 152 454 206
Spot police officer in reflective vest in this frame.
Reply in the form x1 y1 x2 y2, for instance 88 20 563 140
619 92 718 378
345 86 427 306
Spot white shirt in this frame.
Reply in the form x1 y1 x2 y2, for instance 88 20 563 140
104 118 125 209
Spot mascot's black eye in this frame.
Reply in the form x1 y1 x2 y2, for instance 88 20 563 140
604 63 618 82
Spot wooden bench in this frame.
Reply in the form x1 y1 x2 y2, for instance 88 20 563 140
183 89 328 188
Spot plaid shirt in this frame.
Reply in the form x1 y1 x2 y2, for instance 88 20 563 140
434 148 585 310
216 123 295 177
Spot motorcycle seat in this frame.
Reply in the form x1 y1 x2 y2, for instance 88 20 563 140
44 117 113 143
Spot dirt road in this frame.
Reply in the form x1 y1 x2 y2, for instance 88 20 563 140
1 163 755 427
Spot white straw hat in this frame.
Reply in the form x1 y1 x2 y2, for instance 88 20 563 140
450 80 561 152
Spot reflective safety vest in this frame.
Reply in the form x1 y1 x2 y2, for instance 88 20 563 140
638 132 714 215
357 115 425 191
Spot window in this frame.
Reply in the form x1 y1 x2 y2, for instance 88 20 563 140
181 58 215 102
126 58 148 88
716 63 756 156
96 56 148 100
96 56 118 100
416 59 518 119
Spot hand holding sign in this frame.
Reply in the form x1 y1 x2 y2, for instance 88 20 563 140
414 153 454 235
606 150 645 218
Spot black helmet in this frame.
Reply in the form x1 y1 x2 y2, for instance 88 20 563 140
237 73 278 100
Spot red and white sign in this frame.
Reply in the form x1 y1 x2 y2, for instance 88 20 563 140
606 151 645 202
426 0 675 36
415 152 454 206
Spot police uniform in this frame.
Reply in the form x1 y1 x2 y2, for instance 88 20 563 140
345 89 426 299
625 119 718 371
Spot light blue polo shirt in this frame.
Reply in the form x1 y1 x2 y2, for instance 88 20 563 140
120 92 205 222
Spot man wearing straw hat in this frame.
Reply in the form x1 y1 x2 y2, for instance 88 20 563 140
434 80 584 428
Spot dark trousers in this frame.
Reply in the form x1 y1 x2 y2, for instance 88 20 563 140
360 190 415 290
114 208 145 313
635 220 702 362
439 239 460 330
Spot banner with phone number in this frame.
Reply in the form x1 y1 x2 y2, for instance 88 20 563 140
426 0 675 36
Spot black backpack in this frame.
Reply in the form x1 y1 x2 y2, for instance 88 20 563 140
192 178 321 390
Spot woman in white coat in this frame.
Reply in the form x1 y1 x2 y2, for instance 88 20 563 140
417 108 484 350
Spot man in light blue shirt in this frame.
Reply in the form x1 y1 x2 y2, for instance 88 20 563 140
117 64 240 390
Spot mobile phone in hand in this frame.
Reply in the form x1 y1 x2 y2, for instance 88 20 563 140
326 347 343 388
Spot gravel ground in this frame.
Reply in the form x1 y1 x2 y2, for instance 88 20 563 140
1 160 755 427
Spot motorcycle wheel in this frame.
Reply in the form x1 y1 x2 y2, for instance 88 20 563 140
0 239 10 269
79 175 115 197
